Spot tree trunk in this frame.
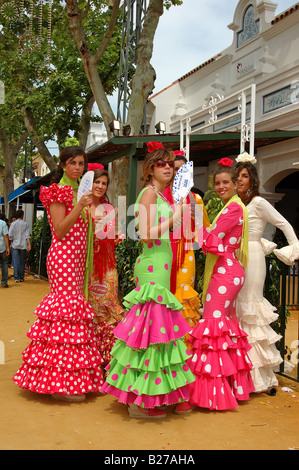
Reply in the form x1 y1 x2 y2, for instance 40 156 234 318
126 0 163 134
0 128 28 216
22 108 57 171
64 0 119 137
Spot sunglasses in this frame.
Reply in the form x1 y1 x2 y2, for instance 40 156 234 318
155 160 174 168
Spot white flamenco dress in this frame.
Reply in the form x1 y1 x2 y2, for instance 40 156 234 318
236 196 299 392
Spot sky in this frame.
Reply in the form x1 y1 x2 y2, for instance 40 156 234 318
150 0 294 94
50 0 295 151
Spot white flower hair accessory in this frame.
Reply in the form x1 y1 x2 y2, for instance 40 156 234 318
236 151 257 164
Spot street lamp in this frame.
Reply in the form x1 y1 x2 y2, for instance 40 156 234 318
109 120 121 136
155 121 166 135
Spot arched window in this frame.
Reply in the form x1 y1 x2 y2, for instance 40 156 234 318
237 4 260 48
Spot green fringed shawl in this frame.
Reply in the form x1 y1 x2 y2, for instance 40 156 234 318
202 194 248 303
58 173 93 299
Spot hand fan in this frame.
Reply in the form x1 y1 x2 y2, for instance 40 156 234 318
77 171 94 202
172 161 194 203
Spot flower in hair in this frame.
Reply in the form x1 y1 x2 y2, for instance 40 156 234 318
147 141 164 153
218 158 234 167
174 150 185 156
88 163 104 171
235 151 257 164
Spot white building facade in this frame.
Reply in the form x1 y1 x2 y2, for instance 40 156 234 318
146 0 299 237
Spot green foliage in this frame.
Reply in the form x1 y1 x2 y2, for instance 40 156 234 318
26 215 51 277
115 237 142 299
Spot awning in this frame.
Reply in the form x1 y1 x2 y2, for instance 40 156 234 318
8 177 41 204
86 130 299 166
0 197 4 206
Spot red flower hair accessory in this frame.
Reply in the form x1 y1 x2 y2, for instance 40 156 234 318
147 141 164 153
174 150 185 157
218 158 234 167
88 163 104 171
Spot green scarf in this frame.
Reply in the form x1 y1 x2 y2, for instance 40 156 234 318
58 172 94 300
202 194 248 303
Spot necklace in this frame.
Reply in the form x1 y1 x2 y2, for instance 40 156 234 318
148 184 171 206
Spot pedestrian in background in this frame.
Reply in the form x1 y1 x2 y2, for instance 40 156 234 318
0 214 10 288
8 209 31 283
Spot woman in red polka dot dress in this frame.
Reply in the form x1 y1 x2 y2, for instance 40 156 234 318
100 142 195 418
178 159 254 413
13 147 104 401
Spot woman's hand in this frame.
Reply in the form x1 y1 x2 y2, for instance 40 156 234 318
77 191 93 209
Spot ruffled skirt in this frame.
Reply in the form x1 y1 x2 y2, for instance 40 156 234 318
100 283 195 408
236 242 283 392
188 315 255 410
13 293 105 395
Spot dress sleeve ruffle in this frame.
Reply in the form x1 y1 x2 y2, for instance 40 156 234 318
274 242 299 266
202 227 225 256
39 184 74 210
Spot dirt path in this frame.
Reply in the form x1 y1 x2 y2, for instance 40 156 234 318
1 271 298 451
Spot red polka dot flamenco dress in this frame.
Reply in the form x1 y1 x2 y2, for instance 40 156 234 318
13 184 104 396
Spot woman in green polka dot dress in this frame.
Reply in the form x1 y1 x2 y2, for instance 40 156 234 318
100 142 195 418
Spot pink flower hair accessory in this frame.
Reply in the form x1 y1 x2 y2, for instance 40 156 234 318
218 158 234 167
147 141 164 153
88 163 104 171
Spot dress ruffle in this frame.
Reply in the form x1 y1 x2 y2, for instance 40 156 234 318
13 292 105 395
188 316 255 410
175 284 202 350
100 284 195 406
13 363 104 395
39 184 74 210
123 282 183 312
33 292 95 322
114 300 191 349
236 297 283 392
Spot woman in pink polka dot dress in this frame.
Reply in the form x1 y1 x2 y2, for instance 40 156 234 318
13 147 104 401
100 142 195 418
181 160 254 412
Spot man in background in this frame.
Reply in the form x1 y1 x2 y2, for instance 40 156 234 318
9 210 31 283
0 214 10 288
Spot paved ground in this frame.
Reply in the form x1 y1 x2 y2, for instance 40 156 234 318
1 270 298 451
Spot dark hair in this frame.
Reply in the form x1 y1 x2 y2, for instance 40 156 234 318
142 148 175 187
15 209 24 219
175 155 187 163
93 169 110 203
213 164 238 184
235 162 260 204
51 146 87 184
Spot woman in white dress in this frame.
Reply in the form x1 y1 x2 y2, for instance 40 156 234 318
235 156 299 393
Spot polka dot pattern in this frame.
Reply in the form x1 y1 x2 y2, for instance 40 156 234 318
187 201 254 410
13 184 104 395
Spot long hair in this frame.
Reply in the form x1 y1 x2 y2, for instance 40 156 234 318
51 146 87 184
142 148 175 187
93 168 110 203
235 162 260 205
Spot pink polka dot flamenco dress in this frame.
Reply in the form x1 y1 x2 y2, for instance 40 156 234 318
100 186 195 417
188 199 255 410
13 184 104 399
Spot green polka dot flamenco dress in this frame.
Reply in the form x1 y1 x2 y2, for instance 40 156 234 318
100 186 195 408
